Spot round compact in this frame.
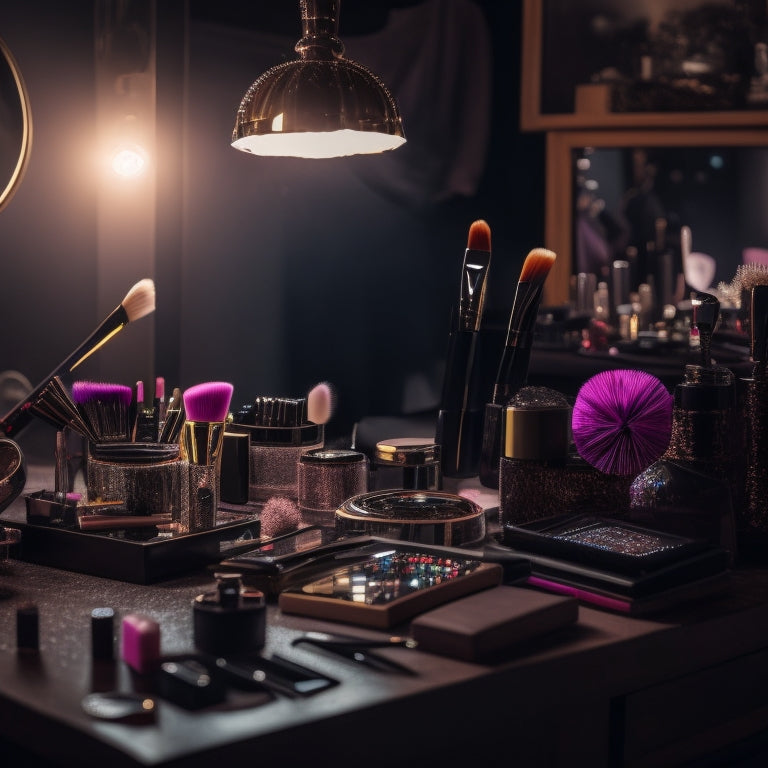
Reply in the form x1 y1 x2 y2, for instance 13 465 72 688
334 489 486 547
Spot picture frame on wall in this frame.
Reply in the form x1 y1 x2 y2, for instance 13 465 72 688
521 0 768 131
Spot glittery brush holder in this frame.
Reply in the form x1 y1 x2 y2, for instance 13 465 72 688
86 443 183 518
179 420 226 533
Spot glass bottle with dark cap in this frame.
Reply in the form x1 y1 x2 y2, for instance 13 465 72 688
629 364 739 560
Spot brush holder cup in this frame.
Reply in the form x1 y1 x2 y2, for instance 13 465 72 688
86 443 183 518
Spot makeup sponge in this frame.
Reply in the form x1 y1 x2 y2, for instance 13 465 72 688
260 496 302 539
572 369 673 477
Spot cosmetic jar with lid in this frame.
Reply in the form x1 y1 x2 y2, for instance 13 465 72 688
334 489 486 547
499 387 632 533
231 397 324 502
85 442 183 518
298 448 369 526
372 437 442 491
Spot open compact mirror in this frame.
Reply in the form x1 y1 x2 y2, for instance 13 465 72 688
0 438 26 514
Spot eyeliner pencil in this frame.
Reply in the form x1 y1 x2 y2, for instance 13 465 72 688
478 247 557 489
435 220 492 477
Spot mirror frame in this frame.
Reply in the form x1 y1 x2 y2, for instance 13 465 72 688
543 128 768 306
0 35 32 213
521 0 768 131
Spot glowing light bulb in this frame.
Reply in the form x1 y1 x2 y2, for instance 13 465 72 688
111 145 148 178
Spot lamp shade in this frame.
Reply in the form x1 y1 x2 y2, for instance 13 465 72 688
231 0 406 159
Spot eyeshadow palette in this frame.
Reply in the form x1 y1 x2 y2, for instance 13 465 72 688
278 547 505 628
502 514 710 575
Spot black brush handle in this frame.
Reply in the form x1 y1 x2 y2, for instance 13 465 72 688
436 329 485 478
478 402 504 489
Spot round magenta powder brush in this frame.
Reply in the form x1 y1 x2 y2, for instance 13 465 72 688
572 369 673 477
182 382 234 423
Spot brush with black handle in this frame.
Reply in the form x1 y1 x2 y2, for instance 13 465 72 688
478 247 557 489
0 278 156 439
435 219 492 478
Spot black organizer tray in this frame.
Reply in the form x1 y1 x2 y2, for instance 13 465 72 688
2 502 260 584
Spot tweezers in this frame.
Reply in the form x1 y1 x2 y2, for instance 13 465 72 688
291 631 418 675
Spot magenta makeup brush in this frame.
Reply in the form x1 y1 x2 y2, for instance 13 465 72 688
0 278 155 439
572 369 673 477
72 380 134 443
180 381 235 532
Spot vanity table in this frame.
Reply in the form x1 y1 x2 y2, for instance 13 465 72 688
2 482 768 767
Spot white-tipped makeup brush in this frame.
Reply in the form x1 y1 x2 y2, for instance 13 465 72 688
0 279 156 439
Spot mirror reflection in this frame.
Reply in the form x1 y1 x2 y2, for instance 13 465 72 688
0 35 31 212
573 144 768 297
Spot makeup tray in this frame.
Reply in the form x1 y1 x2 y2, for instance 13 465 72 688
3 497 260 584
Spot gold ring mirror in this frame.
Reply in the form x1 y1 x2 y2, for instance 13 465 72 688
0 35 32 213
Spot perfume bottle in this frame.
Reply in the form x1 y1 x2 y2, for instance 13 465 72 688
629 364 739 559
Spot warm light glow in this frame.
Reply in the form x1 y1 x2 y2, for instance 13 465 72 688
232 130 406 159
111 145 148 178
271 113 284 132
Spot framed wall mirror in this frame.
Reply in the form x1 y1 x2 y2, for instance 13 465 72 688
543 129 768 306
522 0 768 130
0 35 32 213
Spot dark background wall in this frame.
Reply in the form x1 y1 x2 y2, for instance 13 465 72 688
0 0 545 461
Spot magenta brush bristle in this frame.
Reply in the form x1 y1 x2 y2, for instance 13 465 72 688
71 380 133 442
182 381 234 423
72 381 133 406
571 369 673 477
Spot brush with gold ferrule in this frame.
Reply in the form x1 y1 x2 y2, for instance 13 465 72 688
478 247 557 489
435 219 492 478
179 381 234 533
0 278 156 439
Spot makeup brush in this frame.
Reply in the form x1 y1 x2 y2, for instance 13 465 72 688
158 387 184 444
572 369 673 477
72 381 134 443
478 248 557 488
436 219 492 478
180 381 234 532
0 278 156 439
307 381 336 426
29 376 100 443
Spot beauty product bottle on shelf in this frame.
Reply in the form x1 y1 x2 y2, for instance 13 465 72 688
629 364 739 561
